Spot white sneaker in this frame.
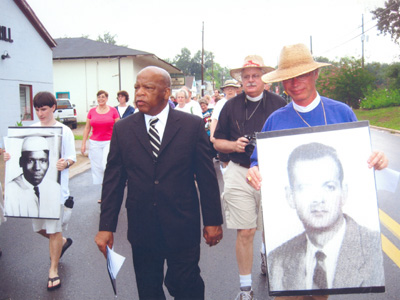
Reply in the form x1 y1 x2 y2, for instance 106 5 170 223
235 289 254 300
261 251 267 275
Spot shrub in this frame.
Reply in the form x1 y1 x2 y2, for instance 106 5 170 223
360 87 400 109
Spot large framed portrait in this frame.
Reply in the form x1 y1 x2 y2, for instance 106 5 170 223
4 126 63 219
257 121 385 297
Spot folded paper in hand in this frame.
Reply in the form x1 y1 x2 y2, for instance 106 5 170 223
107 246 126 295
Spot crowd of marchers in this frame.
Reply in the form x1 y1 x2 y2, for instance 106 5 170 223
0 43 389 300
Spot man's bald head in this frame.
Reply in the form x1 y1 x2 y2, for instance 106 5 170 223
138 66 171 88
134 66 172 116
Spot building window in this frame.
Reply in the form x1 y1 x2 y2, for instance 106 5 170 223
19 85 33 121
56 92 70 99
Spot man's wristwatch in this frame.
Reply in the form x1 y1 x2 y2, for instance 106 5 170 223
66 160 70 169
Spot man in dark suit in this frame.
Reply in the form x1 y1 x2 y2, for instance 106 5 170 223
268 143 384 294
95 66 223 300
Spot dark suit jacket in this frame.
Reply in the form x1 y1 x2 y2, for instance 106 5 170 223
115 105 135 119
99 108 223 250
268 215 385 291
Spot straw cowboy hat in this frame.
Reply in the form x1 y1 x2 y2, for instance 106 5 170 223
262 43 331 83
220 79 240 89
230 55 274 82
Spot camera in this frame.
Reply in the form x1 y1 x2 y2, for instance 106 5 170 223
243 133 257 156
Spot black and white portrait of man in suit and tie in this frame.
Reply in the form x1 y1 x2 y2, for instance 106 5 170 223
4 127 62 219
256 121 385 297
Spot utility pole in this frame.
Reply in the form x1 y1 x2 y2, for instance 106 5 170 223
310 36 313 55
201 21 204 96
212 55 214 91
361 14 365 69
118 57 121 90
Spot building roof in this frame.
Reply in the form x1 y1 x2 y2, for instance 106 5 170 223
53 37 151 59
14 0 57 48
53 38 181 73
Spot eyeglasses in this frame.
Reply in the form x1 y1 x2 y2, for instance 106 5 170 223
284 71 315 83
242 74 261 81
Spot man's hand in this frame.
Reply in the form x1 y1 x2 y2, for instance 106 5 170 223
235 137 249 153
56 158 68 171
3 152 10 162
95 231 114 258
368 150 388 170
203 226 223 247
246 166 262 190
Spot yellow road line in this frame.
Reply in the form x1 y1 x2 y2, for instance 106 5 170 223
381 234 400 268
379 209 400 240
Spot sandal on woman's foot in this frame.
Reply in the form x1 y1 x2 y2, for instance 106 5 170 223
47 276 61 291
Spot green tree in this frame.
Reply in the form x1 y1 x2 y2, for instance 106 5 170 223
193 50 229 88
365 62 390 87
317 57 375 108
314 57 335 97
169 48 232 89
386 62 400 89
97 32 117 45
371 0 400 44
172 48 194 76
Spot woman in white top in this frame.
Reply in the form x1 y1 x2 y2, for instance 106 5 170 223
174 89 203 118
115 90 135 119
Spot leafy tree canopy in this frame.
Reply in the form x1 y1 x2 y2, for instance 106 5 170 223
385 62 400 89
97 32 117 45
371 0 400 44
317 57 375 108
167 48 231 89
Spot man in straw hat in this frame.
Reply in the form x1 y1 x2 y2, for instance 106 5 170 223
246 43 388 300
213 55 286 299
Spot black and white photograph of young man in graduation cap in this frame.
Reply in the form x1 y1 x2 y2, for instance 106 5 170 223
4 127 62 219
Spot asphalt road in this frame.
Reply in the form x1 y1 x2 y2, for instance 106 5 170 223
0 128 399 300
0 161 266 300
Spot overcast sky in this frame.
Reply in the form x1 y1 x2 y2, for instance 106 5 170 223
27 0 399 69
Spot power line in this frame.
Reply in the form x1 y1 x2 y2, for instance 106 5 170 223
318 1 398 58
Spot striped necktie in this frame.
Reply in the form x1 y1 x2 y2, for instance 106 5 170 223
148 118 161 158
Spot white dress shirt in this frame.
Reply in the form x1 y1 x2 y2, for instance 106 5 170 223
144 104 170 142
304 218 347 289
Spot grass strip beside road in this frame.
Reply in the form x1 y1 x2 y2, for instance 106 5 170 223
353 106 400 131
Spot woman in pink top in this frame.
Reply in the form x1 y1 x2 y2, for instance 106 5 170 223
81 90 119 203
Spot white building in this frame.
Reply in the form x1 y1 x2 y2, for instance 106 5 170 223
0 0 182 139
0 0 56 143
53 38 181 122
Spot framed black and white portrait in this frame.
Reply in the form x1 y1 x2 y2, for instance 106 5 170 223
256 121 385 297
4 126 63 219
